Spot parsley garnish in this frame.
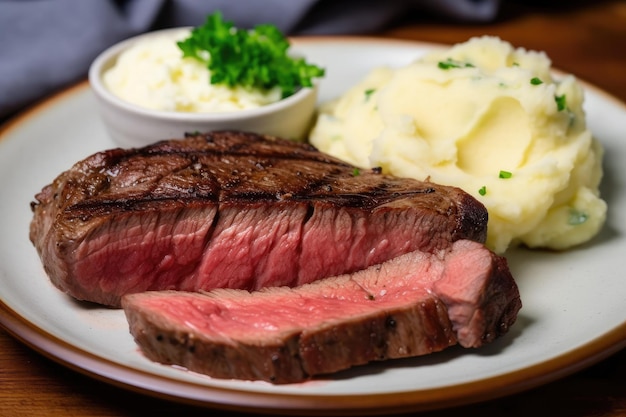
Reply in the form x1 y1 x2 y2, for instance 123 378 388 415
437 58 474 70
478 186 487 196
499 170 512 179
177 12 325 98
568 209 588 225
555 94 567 111
352 168 361 176
530 77 543 85
364 88 376 101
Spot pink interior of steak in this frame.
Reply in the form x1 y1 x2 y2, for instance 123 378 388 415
122 239 521 382
69 206 217 304
63 198 451 306
127 253 440 342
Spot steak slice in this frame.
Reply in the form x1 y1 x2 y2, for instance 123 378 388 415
30 131 488 307
122 239 521 384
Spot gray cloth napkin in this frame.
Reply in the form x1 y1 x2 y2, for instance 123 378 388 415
0 0 499 120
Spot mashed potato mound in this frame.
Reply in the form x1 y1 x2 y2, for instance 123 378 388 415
103 29 281 112
309 36 606 253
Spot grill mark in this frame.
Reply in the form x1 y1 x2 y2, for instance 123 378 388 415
129 139 354 169
65 183 440 219
64 195 217 219
289 190 432 207
148 149 348 168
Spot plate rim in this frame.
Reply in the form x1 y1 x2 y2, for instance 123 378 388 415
2 294 624 414
1 36 625 415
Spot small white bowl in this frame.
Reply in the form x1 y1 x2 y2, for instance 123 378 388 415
88 28 319 149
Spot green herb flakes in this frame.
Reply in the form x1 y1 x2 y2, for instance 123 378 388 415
478 186 487 196
352 168 361 176
177 12 325 98
437 58 474 70
568 209 588 225
555 94 567 111
499 170 513 179
530 77 543 85
364 88 376 100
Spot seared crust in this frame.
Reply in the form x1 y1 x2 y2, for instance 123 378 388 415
31 131 486 223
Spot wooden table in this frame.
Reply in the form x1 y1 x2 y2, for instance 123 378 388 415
2 1 625 416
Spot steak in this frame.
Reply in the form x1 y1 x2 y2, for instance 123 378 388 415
30 131 488 307
122 239 521 384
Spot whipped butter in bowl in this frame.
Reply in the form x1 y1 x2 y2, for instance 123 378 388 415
89 14 324 148
102 28 283 113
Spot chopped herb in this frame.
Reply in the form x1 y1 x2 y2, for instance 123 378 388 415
364 88 376 100
499 170 513 179
555 94 567 111
530 77 543 85
177 12 325 98
568 209 588 225
352 168 361 176
478 186 487 196
437 58 474 70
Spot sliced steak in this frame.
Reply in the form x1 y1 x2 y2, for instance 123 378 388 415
30 131 488 307
122 239 521 384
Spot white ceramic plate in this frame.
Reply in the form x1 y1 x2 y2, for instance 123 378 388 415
0 38 625 415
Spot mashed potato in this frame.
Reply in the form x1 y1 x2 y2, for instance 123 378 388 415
103 29 281 112
309 36 606 253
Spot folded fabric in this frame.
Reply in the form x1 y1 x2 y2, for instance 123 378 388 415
0 0 500 121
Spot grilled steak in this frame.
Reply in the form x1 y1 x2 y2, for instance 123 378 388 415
30 131 488 307
122 239 521 384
